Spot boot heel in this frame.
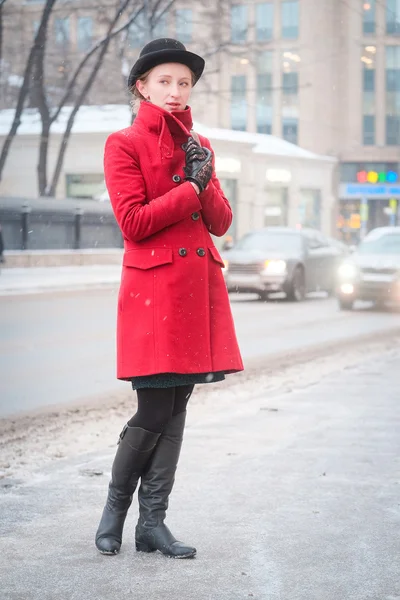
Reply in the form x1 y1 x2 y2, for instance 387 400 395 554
136 540 156 553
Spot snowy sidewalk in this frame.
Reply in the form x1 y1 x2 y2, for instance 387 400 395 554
0 264 121 295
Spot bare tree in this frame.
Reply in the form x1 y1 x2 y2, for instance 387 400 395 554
0 0 57 182
46 0 177 196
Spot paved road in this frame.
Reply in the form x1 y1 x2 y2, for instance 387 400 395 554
1 289 400 416
1 350 399 600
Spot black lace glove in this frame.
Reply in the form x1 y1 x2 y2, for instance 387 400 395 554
183 137 213 192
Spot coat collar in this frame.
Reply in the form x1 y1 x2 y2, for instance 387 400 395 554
134 102 194 158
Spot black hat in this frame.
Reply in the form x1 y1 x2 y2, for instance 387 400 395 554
127 38 205 89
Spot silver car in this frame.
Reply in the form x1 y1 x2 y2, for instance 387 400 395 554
336 227 400 310
222 227 345 301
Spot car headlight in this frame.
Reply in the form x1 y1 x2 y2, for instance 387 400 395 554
338 263 357 279
263 259 287 275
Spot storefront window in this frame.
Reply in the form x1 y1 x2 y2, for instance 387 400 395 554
264 188 288 226
66 174 105 199
219 178 238 240
298 189 321 229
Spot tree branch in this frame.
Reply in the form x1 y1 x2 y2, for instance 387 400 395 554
0 0 57 181
50 1 144 124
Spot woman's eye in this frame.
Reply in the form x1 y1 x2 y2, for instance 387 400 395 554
180 82 188 87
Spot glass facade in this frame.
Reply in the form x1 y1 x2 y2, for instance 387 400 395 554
231 5 248 43
386 46 400 145
256 3 274 41
231 75 247 131
176 9 192 43
386 0 400 34
362 46 376 145
281 1 299 39
363 0 376 35
281 50 300 144
256 51 273 134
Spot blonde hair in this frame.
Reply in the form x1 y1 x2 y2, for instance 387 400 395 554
129 66 196 114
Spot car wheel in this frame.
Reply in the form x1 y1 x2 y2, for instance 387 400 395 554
338 297 354 311
286 266 305 302
258 291 269 302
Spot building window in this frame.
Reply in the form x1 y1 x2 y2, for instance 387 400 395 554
363 0 376 34
176 9 192 43
77 17 92 52
281 50 299 144
219 179 238 240
282 119 298 144
256 51 273 134
386 46 400 145
298 190 321 229
362 46 376 145
231 5 248 43
386 0 400 34
256 3 274 41
54 18 70 47
128 13 147 48
153 11 168 38
281 1 299 39
363 116 375 145
231 75 247 131
66 174 105 199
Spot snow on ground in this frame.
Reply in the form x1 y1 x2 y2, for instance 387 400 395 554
1 336 398 485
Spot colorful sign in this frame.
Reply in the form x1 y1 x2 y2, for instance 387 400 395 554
357 170 398 184
341 184 400 198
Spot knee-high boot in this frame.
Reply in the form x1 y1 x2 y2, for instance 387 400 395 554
135 411 196 558
95 424 160 555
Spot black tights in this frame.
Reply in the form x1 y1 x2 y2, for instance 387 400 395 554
128 385 195 433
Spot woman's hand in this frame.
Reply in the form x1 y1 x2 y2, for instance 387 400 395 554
183 138 213 192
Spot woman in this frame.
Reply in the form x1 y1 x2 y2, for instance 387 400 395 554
95 38 243 559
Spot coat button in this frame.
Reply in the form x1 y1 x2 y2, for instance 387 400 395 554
196 248 206 257
172 174 181 183
191 212 200 221
178 248 187 257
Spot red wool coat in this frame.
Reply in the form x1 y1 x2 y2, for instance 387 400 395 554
104 101 243 380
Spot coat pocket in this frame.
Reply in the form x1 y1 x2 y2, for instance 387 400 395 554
123 248 173 270
208 246 225 268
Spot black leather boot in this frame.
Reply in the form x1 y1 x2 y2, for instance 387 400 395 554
95 424 160 555
135 411 196 559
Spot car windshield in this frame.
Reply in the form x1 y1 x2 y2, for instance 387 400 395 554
234 232 302 253
358 234 400 255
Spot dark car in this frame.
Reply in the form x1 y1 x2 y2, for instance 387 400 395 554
222 227 346 301
336 226 400 310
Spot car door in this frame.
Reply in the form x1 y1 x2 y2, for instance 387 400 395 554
303 232 331 292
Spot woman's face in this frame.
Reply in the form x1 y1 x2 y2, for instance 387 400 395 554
137 63 193 112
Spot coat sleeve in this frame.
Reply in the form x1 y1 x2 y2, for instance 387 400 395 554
197 137 233 238
104 132 202 243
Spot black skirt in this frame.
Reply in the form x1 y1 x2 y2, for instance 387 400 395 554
131 371 226 390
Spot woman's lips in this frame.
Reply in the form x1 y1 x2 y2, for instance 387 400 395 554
167 103 181 109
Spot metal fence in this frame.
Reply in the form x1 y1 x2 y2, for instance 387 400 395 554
0 196 123 250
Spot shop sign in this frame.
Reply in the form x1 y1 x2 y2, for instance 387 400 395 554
357 170 398 184
341 184 400 197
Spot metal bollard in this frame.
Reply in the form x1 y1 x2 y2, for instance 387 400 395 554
74 207 83 250
21 203 31 250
